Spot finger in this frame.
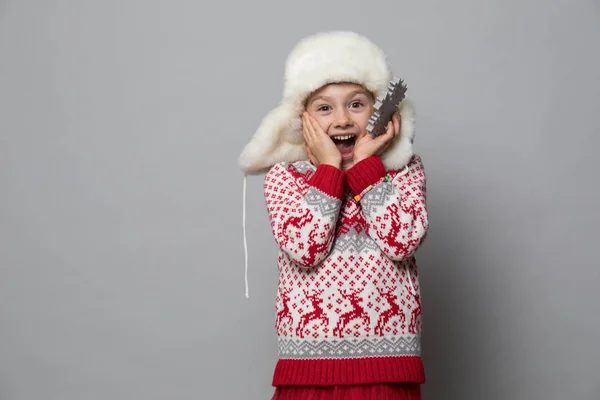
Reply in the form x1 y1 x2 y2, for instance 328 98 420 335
304 113 315 132
302 114 314 144
308 114 326 137
384 120 394 139
393 113 401 136
301 114 309 142
395 113 402 137
383 126 398 150
306 114 322 139
306 115 319 144
376 138 391 156
376 121 395 145
306 145 316 164
308 116 334 148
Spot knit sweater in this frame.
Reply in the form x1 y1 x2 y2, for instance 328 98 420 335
263 154 429 386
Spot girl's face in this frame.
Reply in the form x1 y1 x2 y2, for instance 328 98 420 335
305 82 374 170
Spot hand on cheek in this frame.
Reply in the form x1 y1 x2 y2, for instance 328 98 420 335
353 112 401 164
302 112 342 169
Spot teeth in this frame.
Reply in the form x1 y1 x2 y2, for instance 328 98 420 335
333 135 354 140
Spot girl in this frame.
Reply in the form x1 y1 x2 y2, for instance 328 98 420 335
239 31 429 400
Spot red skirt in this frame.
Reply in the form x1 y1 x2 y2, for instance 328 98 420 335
271 383 421 400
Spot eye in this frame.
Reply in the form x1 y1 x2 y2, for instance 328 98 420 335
317 105 331 112
350 101 364 109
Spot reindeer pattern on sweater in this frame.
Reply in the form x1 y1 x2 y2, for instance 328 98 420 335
264 155 428 383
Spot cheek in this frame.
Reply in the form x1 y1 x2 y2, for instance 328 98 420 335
356 113 372 133
309 114 331 131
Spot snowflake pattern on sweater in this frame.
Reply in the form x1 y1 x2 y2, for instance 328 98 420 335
264 155 429 386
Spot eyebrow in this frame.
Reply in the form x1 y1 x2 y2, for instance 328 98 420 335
308 90 370 106
308 95 331 105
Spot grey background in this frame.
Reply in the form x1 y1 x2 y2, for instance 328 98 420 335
1 0 599 399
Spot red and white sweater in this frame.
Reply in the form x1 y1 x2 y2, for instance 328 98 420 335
263 154 429 386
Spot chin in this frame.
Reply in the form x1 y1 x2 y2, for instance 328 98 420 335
341 159 355 170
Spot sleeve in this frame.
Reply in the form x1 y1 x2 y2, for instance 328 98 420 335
263 163 346 268
345 155 428 261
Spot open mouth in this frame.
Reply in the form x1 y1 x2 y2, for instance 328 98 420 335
331 134 357 160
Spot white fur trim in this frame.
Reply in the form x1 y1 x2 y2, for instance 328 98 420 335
238 102 307 174
380 99 416 171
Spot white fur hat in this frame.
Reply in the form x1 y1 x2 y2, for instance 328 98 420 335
238 30 416 175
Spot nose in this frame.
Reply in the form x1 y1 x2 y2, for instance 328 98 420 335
333 108 353 129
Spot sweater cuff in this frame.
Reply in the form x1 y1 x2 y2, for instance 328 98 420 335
307 164 345 199
346 156 386 195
